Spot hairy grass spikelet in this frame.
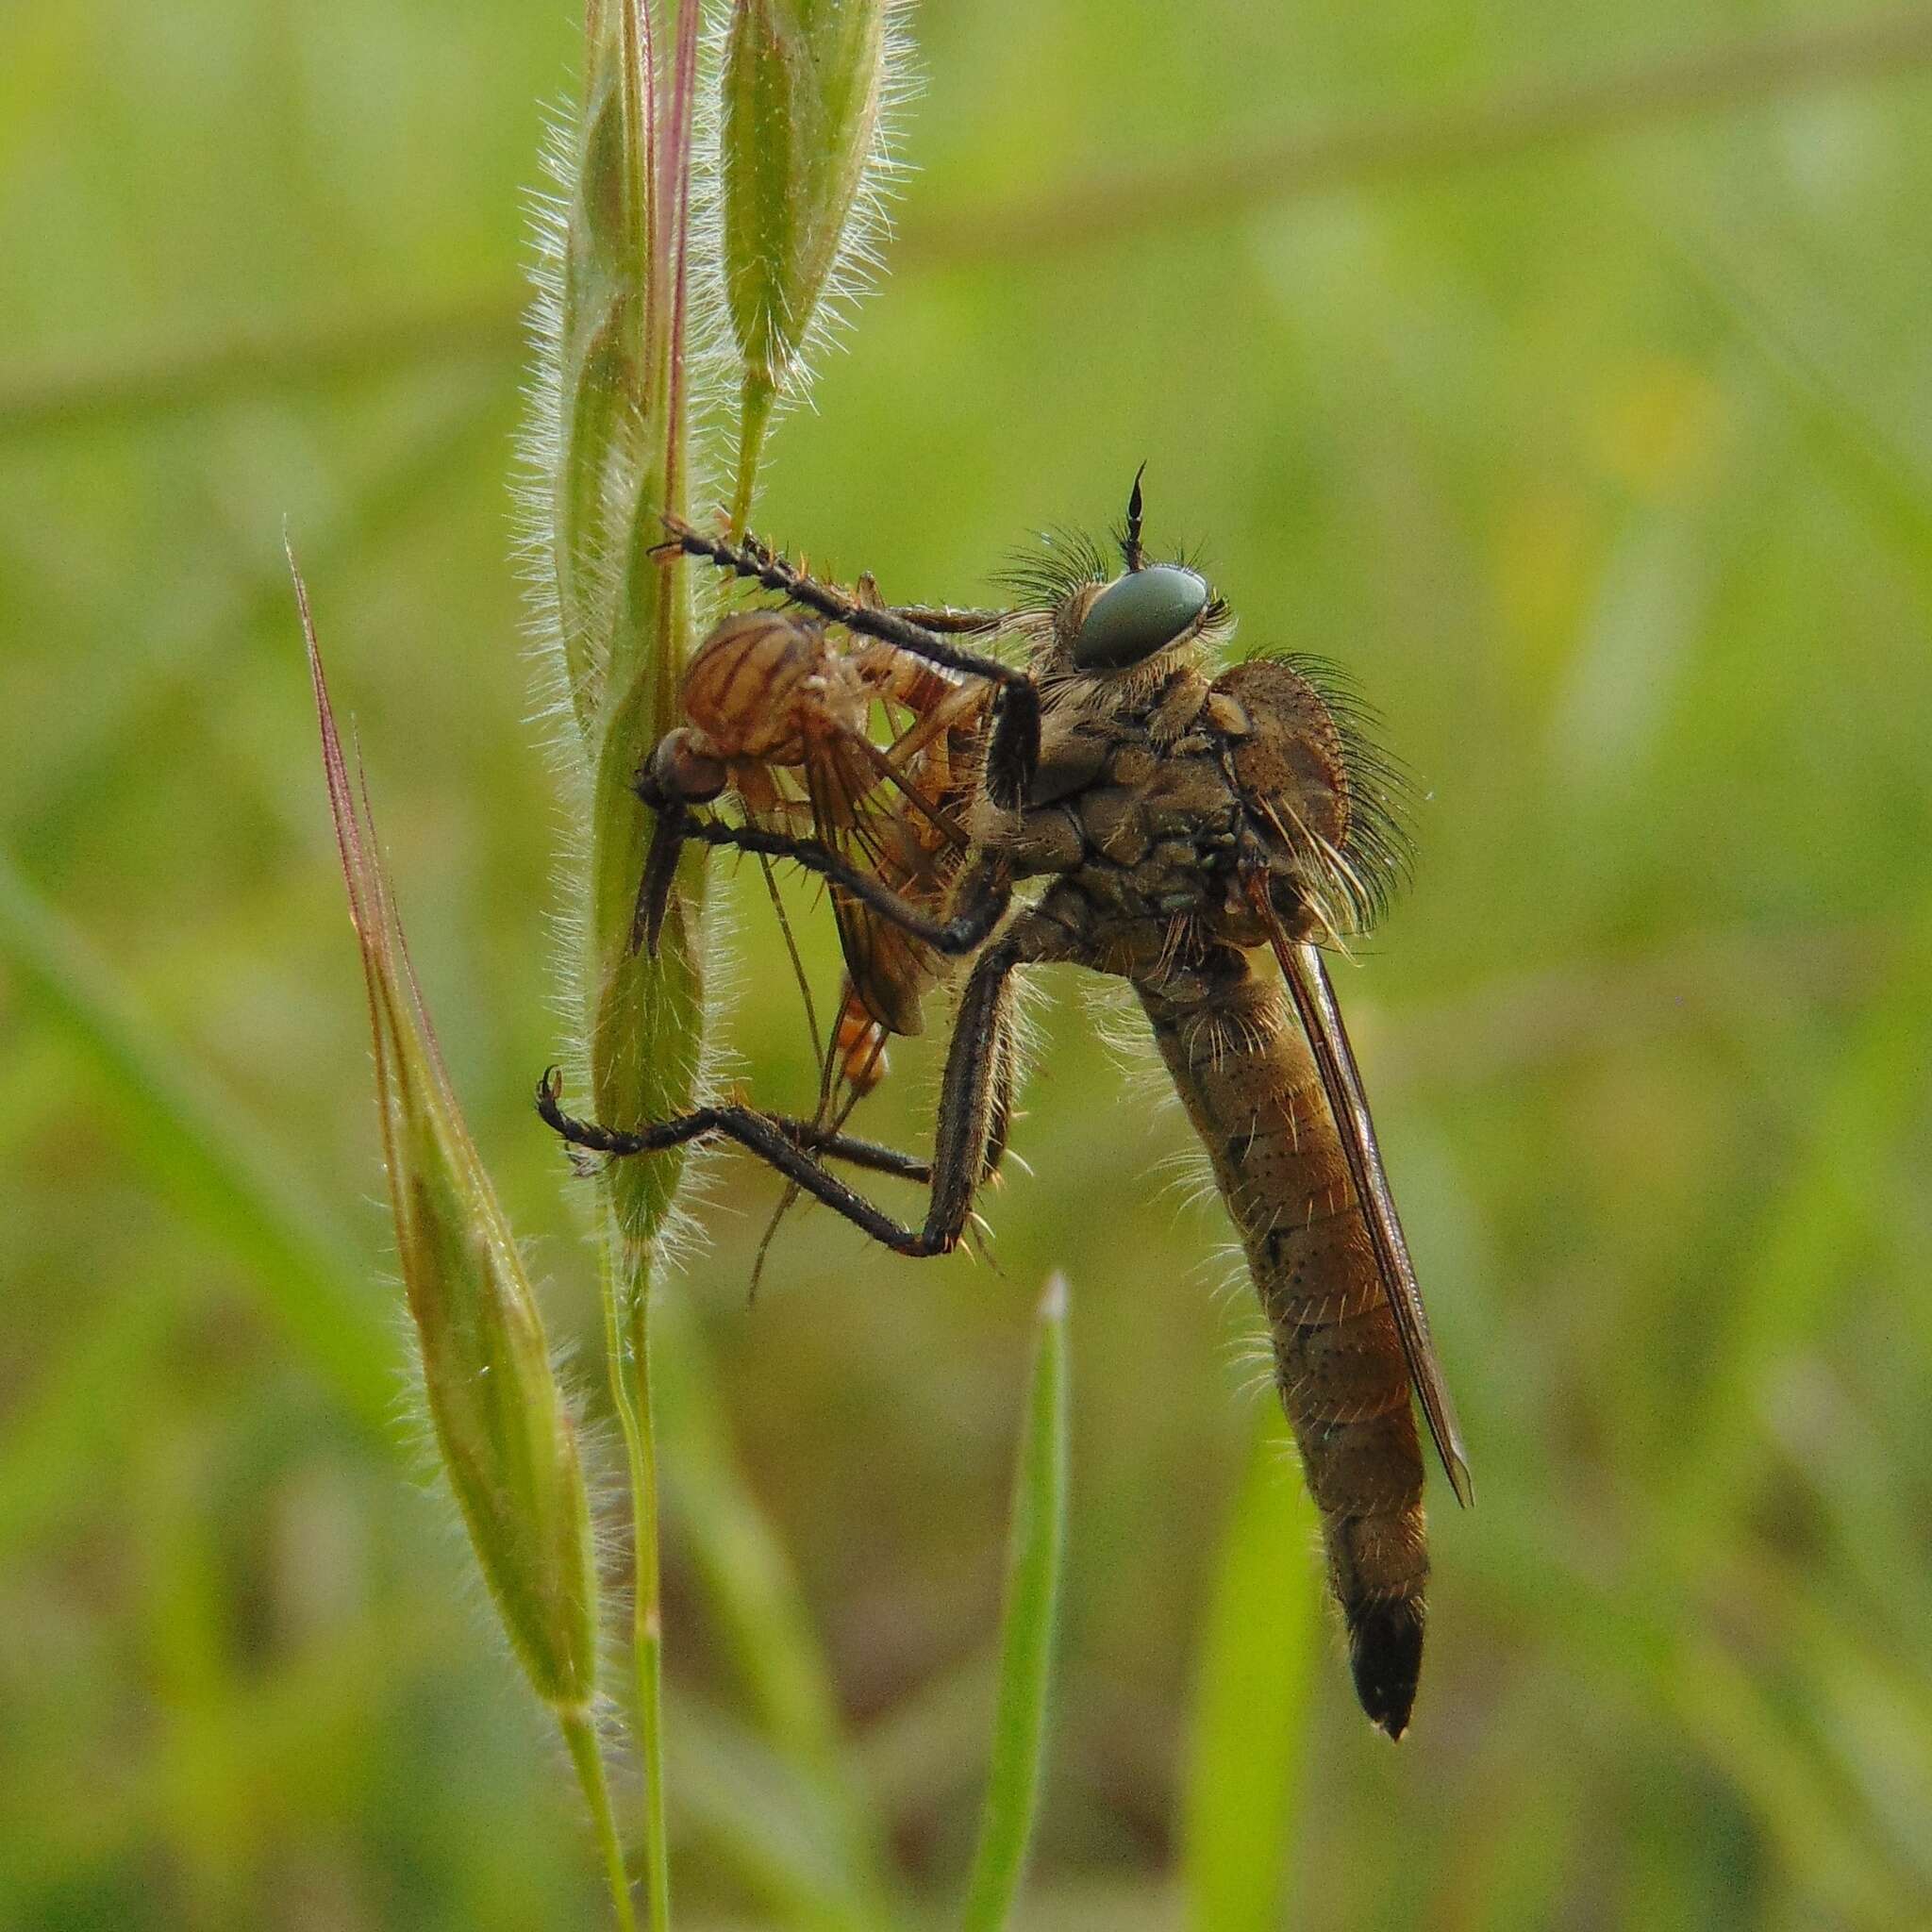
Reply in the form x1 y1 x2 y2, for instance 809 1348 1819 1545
720 0 908 528
297 560 600 1716
523 1 724 1275
520 9 729 1919
513 5 924 1914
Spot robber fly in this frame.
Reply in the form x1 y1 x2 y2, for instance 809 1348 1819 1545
541 478 1471 1739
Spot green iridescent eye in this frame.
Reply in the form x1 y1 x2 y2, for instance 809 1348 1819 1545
1072 565 1208 670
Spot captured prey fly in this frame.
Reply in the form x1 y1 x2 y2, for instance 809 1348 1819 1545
540 476 1472 1739
626 544 1000 1102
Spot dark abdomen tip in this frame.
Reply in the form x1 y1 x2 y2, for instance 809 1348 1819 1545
1347 1594 1424 1740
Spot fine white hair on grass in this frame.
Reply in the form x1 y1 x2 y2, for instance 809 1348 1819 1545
514 47 733 1143
643 860 745 1279
677 6 740 508
387 1290 625 1740
714 0 921 450
513 97 625 1121
513 99 615 772
515 30 735 690
551 1352 632 1752
528 854 734 1275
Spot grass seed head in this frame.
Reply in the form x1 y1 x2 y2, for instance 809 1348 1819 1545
720 0 902 521
299 559 600 1716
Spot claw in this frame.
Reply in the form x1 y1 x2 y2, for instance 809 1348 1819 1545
534 1067 658 1160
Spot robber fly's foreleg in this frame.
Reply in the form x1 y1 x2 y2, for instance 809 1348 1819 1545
888 603 1007 634
660 515 1013 686
539 919 1046 1257
667 820 1014 958
658 515 1040 807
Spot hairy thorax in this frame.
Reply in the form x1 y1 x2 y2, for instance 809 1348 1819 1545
968 657 1353 979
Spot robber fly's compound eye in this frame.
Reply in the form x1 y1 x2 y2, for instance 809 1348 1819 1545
1071 564 1209 671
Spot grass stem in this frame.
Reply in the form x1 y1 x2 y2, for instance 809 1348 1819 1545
600 1243 675 1932
628 1280 675 1932
560 1703 640 1932
728 374 776 539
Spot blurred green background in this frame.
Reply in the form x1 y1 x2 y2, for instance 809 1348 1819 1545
7 3 1932 1927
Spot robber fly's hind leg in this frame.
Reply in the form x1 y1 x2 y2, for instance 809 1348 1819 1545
542 1064 930 1173
924 930 1027 1236
537 916 1051 1258
539 1076 947 1257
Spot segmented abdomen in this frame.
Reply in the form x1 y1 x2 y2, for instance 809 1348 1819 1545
1137 945 1427 1737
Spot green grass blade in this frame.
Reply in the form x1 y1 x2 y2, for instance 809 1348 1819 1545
1666 888 1932 1536
669 1694 891 1932
654 1293 891 1913
1178 1407 1322 1932
0 847 397 1436
559 1707 640 1932
0 1289 181 1552
959 1275 1070 1932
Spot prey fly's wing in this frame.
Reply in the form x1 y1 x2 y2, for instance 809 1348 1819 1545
798 711 970 1040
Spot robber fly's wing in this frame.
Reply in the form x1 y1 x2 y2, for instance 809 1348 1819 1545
1290 940 1473 1506
1254 894 1473 1506
799 718 965 1039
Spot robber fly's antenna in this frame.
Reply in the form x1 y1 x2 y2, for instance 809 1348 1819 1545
1122 461 1148 573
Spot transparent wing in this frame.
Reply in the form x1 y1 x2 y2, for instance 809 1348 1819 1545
799 715 969 1039
1252 885 1473 1506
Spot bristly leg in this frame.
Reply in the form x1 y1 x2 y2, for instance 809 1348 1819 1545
656 515 1013 679
632 812 1015 960
536 921 1038 1262
539 1069 931 1182
537 1072 955 1257
657 514 1041 808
